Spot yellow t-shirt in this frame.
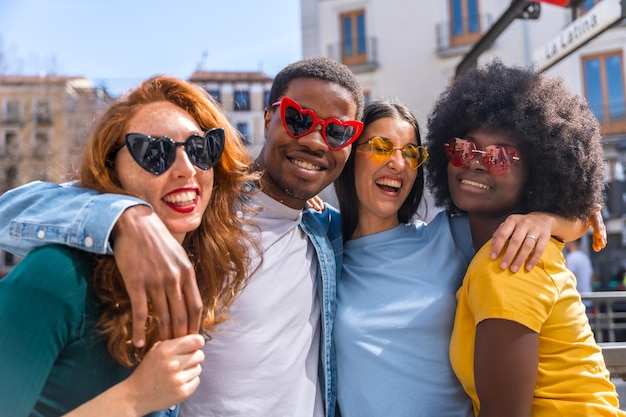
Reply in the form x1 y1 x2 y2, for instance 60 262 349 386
449 238 624 416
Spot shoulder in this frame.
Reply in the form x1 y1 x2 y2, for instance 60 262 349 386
25 244 93 269
5 245 94 294
469 239 559 288
423 211 473 261
423 210 468 231
307 203 341 223
305 203 343 237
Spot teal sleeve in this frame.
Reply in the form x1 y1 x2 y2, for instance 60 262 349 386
0 246 92 416
0 181 150 257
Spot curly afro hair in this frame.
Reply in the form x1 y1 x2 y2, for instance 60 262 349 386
425 60 605 221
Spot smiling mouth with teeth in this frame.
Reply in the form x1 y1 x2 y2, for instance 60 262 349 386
163 190 197 206
461 179 490 190
376 178 401 191
293 159 322 171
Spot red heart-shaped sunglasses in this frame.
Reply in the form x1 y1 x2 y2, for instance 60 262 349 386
272 97 363 150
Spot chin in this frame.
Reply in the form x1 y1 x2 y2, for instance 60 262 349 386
168 221 202 242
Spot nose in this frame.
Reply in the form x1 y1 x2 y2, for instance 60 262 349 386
468 150 487 171
386 147 407 169
171 146 197 177
296 124 331 152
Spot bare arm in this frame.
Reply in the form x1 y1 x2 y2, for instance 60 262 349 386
475 319 538 417
64 334 205 417
491 206 606 273
112 205 203 347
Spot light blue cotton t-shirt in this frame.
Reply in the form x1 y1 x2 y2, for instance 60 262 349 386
334 210 474 417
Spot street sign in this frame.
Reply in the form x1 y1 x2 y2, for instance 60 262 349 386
533 0 624 71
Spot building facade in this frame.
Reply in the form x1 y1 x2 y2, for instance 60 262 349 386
0 75 109 276
188 70 273 157
301 0 626 285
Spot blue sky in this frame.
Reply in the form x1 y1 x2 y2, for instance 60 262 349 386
0 0 302 94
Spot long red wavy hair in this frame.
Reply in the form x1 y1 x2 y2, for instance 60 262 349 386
79 75 260 366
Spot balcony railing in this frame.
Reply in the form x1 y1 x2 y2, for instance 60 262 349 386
327 37 379 73
1 114 23 125
35 114 53 125
435 13 494 57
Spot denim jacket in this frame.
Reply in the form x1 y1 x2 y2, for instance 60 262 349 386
0 181 148 257
145 405 179 417
302 204 343 417
0 181 344 417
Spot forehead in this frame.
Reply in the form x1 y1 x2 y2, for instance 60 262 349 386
465 129 518 147
126 101 200 134
362 117 417 144
281 78 358 120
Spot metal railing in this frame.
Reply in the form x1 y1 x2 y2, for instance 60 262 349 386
434 13 494 54
581 292 626 379
600 342 626 380
582 291 626 343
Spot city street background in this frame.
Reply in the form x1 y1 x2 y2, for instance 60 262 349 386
0 0 302 96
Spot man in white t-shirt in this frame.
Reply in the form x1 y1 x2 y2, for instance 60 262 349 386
180 57 363 417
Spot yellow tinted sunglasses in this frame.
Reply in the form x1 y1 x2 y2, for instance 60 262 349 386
358 136 429 170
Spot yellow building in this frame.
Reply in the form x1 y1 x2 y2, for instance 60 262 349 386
0 74 109 275
0 75 109 192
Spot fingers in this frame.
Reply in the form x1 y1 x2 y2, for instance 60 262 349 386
182 279 203 335
149 287 172 341
490 220 514 261
518 234 547 272
113 206 202 343
153 336 205 378
150 267 199 340
498 227 536 272
306 195 325 211
590 208 607 252
491 214 549 272
171 333 205 354
128 335 205 414
127 283 149 348
160 275 186 339
178 345 206 371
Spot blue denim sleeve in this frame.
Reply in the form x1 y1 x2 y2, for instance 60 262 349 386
0 181 150 256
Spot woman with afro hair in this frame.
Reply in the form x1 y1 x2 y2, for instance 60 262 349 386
426 61 624 416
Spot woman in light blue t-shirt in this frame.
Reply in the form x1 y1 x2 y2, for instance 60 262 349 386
327 99 603 417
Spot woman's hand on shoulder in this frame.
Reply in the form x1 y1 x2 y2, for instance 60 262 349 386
491 206 607 273
306 195 325 212
490 212 554 272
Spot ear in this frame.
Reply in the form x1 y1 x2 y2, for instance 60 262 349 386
263 107 273 138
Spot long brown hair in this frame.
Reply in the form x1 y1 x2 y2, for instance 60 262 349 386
335 100 425 241
79 75 259 366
